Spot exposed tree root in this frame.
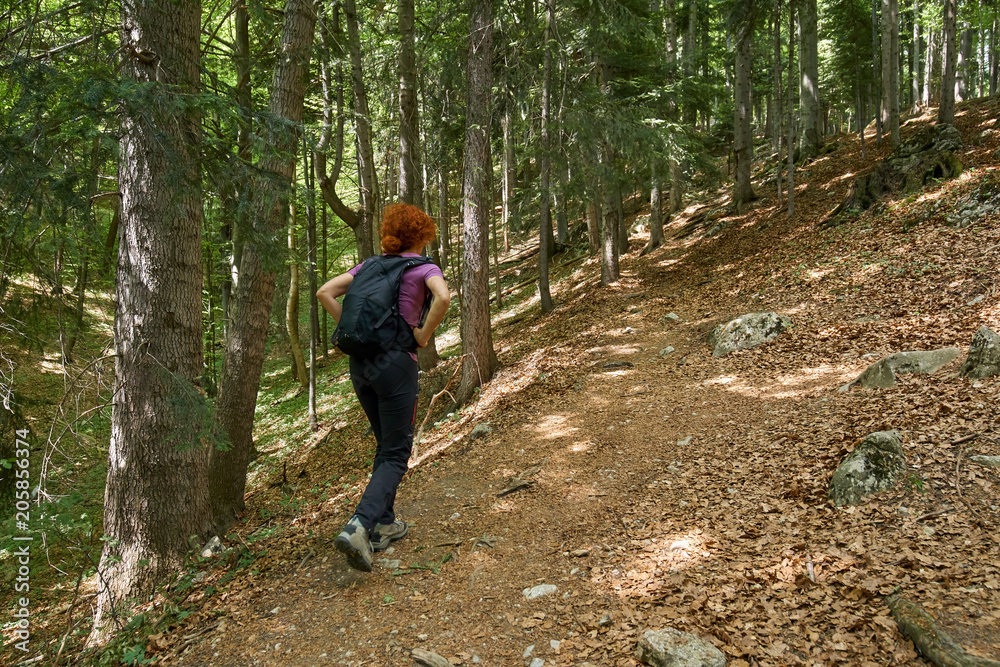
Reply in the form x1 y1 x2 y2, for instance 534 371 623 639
886 593 1000 667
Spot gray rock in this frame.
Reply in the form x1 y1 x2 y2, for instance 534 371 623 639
969 455 1000 467
523 584 558 600
662 312 682 322
376 558 401 570
934 123 964 152
659 346 676 357
960 326 1000 379
636 628 726 667
828 430 907 507
846 348 961 389
470 423 493 440
200 536 224 558
707 313 792 357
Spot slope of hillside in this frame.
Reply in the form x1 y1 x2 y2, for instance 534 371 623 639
114 101 1000 666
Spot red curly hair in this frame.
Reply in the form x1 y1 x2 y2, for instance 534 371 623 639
380 203 437 254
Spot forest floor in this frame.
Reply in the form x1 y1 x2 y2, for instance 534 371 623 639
6 101 999 666
146 102 1000 667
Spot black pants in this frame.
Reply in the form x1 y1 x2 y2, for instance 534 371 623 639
349 350 419 534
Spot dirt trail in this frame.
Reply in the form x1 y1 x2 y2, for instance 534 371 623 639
161 106 1000 667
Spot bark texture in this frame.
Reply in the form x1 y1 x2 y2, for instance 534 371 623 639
456 0 499 405
210 0 316 533
92 0 211 642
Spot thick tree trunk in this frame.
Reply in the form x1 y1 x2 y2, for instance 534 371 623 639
456 0 499 406
882 0 900 147
210 0 316 534
91 0 211 642
398 0 420 205
939 0 958 123
799 0 821 158
643 165 665 255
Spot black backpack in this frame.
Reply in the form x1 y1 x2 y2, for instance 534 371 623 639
331 254 433 358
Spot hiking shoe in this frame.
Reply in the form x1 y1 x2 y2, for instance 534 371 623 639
371 519 408 551
334 516 373 572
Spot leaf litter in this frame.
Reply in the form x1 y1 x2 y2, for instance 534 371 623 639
156 102 999 666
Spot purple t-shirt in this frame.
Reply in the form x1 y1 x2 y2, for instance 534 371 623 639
348 253 444 328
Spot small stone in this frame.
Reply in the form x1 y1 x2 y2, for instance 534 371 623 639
598 614 613 627
200 535 224 558
658 346 675 357
376 558 401 570
550 640 561 650
270 607 280 615
677 436 693 446
529 659 545 667
523 584 558 600
524 644 535 658
569 549 590 558
662 312 682 322
417 634 428 641
602 360 635 370
470 423 493 440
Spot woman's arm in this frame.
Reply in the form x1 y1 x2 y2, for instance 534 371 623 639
316 272 354 323
413 275 451 348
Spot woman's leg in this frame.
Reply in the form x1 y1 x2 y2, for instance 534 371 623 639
349 351 418 534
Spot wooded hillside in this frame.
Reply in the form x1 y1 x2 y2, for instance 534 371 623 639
1 0 999 664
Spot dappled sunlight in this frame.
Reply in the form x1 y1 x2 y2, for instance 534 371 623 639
596 529 715 598
528 413 580 440
709 362 857 399
38 358 66 374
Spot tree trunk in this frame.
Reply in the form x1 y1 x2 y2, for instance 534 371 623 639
210 0 316 534
882 0 901 147
456 0 499 406
799 0 821 158
315 4 371 260
733 3 757 212
912 0 922 111
91 0 211 641
788 0 797 217
939 0 958 123
586 199 601 256
684 0 698 126
643 164 665 255
538 0 554 313
286 192 308 389
925 27 936 105
956 23 971 100
873 0 883 143
304 144 318 430
398 0 420 205
774 0 784 205
502 70 515 255
345 0 377 258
